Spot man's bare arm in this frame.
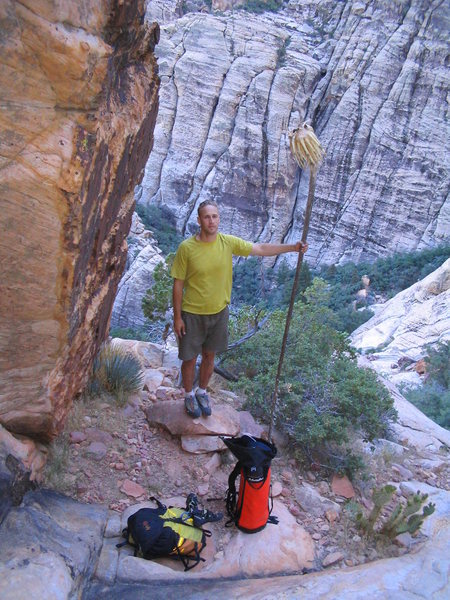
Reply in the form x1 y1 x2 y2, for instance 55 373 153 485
172 278 186 337
250 241 308 257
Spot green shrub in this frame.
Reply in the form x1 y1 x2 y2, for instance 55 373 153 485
404 383 450 430
109 326 150 342
239 0 283 13
91 344 144 405
135 204 182 254
402 342 450 429
223 278 396 463
142 254 174 322
320 245 450 300
425 341 450 388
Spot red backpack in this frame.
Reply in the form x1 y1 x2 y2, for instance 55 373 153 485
223 435 278 533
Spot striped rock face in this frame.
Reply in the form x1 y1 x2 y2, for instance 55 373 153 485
0 0 160 441
140 0 449 267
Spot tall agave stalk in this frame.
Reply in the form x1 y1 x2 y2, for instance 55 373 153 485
268 123 325 441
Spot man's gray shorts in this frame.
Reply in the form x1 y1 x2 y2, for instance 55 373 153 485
178 306 229 361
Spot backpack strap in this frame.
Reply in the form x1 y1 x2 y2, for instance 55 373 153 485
149 496 166 510
225 461 241 527
267 483 279 525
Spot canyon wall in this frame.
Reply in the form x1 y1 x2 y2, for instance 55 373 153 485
140 0 449 267
0 0 159 441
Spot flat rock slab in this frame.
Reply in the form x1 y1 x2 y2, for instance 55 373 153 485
204 501 315 578
145 401 240 437
0 489 107 599
111 499 314 584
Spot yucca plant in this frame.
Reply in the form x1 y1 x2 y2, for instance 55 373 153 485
92 344 144 406
268 123 325 440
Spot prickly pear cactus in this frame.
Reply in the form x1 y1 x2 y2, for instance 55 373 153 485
356 486 435 539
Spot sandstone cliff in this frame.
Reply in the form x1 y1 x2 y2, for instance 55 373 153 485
0 0 159 441
140 0 449 267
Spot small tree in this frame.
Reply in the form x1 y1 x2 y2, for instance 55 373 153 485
224 278 396 463
142 254 174 342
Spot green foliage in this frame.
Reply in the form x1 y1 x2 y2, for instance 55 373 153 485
402 342 450 429
135 204 182 254
355 485 436 539
224 278 396 460
232 257 267 306
232 258 312 309
142 254 174 322
320 245 450 299
110 326 150 342
91 344 144 406
404 383 450 430
425 341 450 388
238 0 283 14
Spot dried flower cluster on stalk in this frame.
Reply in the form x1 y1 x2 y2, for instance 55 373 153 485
289 123 325 169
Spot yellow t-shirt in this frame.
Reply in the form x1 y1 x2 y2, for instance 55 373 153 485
171 233 253 314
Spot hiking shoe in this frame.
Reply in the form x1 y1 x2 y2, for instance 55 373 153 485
195 390 212 416
191 508 223 527
185 395 201 418
186 493 199 513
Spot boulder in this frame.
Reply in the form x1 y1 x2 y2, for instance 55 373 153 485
295 482 342 518
111 339 164 369
0 424 47 483
181 436 227 454
145 401 240 437
238 411 265 438
331 474 355 499
142 369 165 393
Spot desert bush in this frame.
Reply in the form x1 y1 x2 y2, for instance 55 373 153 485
404 383 450 430
142 254 174 321
109 326 150 342
135 204 182 254
142 254 175 342
319 244 450 300
402 342 450 429
223 278 396 464
91 344 144 405
239 0 283 13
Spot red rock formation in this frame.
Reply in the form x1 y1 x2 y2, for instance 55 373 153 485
0 0 160 441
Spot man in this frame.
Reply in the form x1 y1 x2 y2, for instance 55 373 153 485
171 200 308 418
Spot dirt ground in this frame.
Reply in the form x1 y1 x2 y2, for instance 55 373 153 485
42 382 449 570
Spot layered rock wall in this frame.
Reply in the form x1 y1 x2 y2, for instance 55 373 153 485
0 0 159 440
141 0 449 266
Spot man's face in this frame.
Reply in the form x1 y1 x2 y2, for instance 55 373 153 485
198 204 220 235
